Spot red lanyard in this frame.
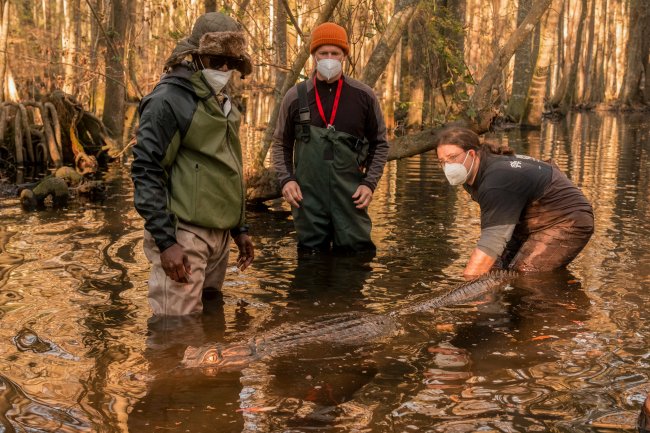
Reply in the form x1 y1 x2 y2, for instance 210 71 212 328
313 75 343 129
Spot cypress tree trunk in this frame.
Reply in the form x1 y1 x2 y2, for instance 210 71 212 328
466 0 553 132
0 0 9 101
643 0 650 105
273 0 288 97
620 0 650 107
383 51 397 132
506 0 535 123
524 0 563 125
548 0 586 114
102 0 127 141
61 0 76 94
574 0 595 106
405 13 426 129
360 0 419 88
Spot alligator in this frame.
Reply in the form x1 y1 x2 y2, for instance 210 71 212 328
182 269 518 371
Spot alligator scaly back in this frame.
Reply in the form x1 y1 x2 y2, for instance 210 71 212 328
182 270 517 370
182 312 398 370
393 269 518 317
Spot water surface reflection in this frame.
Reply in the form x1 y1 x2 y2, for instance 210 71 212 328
0 113 649 432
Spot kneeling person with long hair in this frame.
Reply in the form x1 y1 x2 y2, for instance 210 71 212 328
435 126 594 277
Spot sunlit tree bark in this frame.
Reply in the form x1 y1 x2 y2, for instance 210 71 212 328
0 0 9 101
644 7 650 105
467 0 553 132
126 0 142 101
359 0 419 88
587 0 605 104
574 0 599 106
273 0 287 93
61 0 76 94
405 12 425 129
620 0 650 107
505 0 534 122
383 51 397 133
603 0 619 103
87 0 101 112
464 0 496 80
524 0 563 125
102 0 128 141
548 0 585 113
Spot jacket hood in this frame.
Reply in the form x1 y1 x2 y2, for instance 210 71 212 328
157 63 203 97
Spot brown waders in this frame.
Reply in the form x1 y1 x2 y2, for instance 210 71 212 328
293 123 375 252
500 163 594 272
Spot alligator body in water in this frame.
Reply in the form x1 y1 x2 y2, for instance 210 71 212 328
182 270 517 371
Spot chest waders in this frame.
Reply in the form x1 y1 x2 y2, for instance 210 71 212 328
292 80 375 252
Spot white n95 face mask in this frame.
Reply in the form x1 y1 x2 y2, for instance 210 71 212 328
316 59 342 81
202 69 232 94
443 152 475 185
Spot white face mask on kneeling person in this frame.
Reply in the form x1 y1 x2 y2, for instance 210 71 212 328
443 151 475 186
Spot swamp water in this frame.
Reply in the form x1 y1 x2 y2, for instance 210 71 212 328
0 112 649 432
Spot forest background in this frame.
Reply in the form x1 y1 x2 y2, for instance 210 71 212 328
0 0 648 200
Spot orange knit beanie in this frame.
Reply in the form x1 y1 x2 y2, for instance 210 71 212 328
309 22 349 55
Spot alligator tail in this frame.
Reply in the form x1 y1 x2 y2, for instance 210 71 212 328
395 269 518 316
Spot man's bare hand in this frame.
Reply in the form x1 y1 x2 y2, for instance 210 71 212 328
233 233 254 271
160 243 192 283
282 181 303 208
352 185 373 209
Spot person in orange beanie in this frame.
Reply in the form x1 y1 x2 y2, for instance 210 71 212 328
271 22 389 255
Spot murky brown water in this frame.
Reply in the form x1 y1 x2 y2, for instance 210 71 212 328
1 112 649 432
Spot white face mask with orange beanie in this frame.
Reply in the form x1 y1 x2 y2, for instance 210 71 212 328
310 23 350 80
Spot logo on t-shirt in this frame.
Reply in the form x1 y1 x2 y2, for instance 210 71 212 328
510 160 522 168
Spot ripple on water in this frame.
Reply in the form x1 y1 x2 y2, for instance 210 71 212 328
0 289 23 305
12 327 80 361
0 374 91 432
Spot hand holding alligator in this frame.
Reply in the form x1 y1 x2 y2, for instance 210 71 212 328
282 180 303 208
160 243 192 283
233 233 254 271
352 185 373 209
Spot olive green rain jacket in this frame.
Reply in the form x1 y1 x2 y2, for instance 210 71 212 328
132 64 246 252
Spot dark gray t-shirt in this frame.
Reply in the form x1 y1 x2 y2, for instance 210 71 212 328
464 153 552 230
463 153 592 258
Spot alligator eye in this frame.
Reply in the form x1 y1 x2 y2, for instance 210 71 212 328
202 349 221 363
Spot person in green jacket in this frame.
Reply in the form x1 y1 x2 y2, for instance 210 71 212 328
132 12 254 316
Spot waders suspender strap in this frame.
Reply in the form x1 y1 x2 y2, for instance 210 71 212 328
297 80 310 143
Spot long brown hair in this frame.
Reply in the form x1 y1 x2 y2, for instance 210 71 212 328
434 126 514 156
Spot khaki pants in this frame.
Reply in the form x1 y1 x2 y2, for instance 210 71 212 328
143 221 230 316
